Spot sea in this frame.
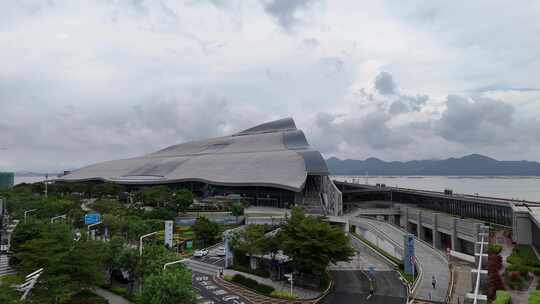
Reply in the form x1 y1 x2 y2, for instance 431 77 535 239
332 175 540 202
15 175 540 203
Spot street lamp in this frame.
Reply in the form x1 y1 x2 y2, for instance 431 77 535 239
87 221 102 240
24 209 37 224
50 214 66 224
139 231 158 257
163 259 187 270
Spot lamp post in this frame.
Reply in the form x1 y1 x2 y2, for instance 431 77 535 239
24 209 37 224
87 221 102 240
139 232 158 257
50 214 66 224
163 259 187 270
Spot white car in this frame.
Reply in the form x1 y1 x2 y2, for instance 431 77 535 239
215 246 226 257
222 295 240 301
194 249 209 257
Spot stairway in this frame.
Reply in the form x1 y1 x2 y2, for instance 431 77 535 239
302 191 325 215
0 254 16 277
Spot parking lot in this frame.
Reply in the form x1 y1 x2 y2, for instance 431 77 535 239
192 272 249 304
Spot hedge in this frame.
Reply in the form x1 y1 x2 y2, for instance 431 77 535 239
271 291 297 300
231 274 275 295
530 291 540 304
492 290 511 304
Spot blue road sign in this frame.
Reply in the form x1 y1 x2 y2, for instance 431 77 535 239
84 213 101 225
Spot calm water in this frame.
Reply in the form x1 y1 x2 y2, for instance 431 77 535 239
16 175 540 202
332 175 540 202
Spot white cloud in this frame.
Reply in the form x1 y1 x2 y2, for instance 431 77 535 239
1 0 540 171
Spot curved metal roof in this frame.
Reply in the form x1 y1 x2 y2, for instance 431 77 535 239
59 118 328 192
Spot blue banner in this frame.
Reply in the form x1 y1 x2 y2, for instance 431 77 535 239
84 213 101 225
403 234 415 275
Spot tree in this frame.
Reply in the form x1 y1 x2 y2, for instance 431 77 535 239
172 189 193 213
280 207 355 279
140 267 196 304
13 223 106 302
231 203 244 224
103 236 125 286
192 216 220 248
231 224 266 270
141 186 172 207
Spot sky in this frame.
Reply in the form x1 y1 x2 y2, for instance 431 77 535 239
1 0 540 172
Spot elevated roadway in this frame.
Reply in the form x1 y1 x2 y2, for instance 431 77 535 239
349 217 450 303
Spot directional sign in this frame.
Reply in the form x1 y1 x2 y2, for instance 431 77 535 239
84 213 101 225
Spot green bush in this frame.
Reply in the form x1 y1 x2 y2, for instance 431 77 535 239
488 244 503 254
232 264 270 278
270 291 297 299
492 290 511 304
530 291 540 304
508 245 540 268
231 274 274 295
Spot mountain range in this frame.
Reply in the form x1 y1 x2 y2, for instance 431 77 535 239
326 154 540 176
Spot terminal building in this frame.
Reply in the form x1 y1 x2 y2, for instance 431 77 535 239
59 118 342 215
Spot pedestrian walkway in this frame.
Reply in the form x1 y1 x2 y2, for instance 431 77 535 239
93 287 133 304
450 262 473 304
222 269 321 300
350 218 450 303
0 254 16 277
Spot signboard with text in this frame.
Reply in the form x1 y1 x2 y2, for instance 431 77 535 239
84 213 101 225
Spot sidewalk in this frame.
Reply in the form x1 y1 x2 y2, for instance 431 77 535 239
223 269 321 299
93 287 133 304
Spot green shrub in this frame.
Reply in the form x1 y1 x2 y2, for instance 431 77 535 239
530 291 540 304
488 244 503 254
270 291 297 300
223 275 233 282
508 245 540 268
232 264 270 278
231 274 274 295
492 290 511 304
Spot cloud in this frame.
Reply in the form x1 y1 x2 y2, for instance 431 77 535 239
434 95 515 145
263 0 318 30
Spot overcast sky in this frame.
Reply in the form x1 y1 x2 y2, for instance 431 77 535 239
1 0 540 172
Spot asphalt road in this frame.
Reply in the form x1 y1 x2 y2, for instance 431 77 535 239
192 271 249 304
322 270 406 304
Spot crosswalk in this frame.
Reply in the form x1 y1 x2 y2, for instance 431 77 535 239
0 254 16 277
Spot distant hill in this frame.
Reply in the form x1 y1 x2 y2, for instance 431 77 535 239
326 154 540 176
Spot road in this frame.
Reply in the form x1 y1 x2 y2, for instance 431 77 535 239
352 218 450 303
193 271 249 304
323 232 406 304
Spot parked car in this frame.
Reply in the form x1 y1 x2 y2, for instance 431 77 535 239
194 249 209 257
